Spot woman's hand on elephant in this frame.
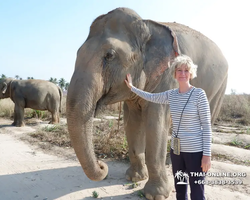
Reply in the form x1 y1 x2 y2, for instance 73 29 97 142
125 74 133 89
201 155 211 172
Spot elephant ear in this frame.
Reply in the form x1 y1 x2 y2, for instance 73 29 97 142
142 20 181 91
2 82 7 94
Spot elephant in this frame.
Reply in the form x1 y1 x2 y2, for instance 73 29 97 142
0 78 62 127
66 7 228 200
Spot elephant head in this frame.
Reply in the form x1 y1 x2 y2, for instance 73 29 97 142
66 8 179 181
0 78 13 99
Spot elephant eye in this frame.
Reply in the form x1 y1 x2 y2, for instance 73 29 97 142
105 49 116 61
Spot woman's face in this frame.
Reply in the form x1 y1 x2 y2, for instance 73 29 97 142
175 64 191 83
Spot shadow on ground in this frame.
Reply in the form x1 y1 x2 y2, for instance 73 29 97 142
0 162 145 200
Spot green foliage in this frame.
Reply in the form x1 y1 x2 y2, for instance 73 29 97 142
137 190 145 198
124 182 140 189
1 74 68 92
25 109 51 119
227 137 250 149
58 78 66 90
49 77 69 91
131 182 139 188
49 77 58 84
108 120 113 128
167 139 171 152
65 82 69 91
43 125 60 132
92 191 99 198
230 138 242 146
122 137 128 150
32 110 44 118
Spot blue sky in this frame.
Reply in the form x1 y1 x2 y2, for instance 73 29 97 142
1 0 249 94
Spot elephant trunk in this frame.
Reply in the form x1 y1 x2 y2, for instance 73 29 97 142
66 70 108 181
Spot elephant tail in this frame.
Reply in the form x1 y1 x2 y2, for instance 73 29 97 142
58 86 63 113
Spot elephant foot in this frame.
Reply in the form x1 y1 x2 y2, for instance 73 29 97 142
12 121 25 127
49 120 59 124
144 176 172 200
125 165 148 182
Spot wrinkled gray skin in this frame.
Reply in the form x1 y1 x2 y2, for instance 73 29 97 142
66 8 228 200
0 78 62 127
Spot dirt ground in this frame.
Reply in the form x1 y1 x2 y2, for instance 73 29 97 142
0 117 249 200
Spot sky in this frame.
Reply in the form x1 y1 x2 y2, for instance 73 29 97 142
0 0 249 94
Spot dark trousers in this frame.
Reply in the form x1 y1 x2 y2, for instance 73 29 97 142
170 149 205 200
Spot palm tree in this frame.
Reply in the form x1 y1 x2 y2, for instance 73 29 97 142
65 82 69 91
58 78 66 90
27 77 34 79
1 74 6 79
49 77 58 85
15 75 19 80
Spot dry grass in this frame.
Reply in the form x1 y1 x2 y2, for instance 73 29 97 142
216 94 250 125
28 124 71 147
27 116 128 160
93 118 128 160
0 99 14 118
212 153 250 166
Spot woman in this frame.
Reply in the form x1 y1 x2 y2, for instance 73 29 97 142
125 54 211 200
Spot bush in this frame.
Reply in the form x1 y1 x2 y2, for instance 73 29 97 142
0 99 14 118
217 94 250 125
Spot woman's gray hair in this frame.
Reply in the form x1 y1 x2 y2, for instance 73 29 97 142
171 54 198 79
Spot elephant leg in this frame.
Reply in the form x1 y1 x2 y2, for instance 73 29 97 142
13 104 25 127
50 110 59 124
143 104 171 199
210 76 228 124
124 102 148 182
12 109 17 126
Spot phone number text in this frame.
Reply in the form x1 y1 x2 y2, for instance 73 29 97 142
194 179 243 185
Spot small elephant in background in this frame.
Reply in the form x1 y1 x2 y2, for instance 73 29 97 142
0 78 62 127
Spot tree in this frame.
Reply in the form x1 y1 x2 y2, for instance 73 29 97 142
27 77 34 79
65 82 69 91
1 74 6 79
15 75 22 80
58 78 66 90
49 77 58 85
231 89 237 95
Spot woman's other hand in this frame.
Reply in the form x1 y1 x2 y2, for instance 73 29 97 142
125 74 133 89
201 155 211 172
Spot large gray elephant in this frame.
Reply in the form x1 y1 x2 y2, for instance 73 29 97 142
0 78 62 127
66 8 228 200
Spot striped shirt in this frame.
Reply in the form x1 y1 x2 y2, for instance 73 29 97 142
131 86 212 156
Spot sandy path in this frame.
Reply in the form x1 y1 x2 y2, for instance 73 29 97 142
0 118 249 200
0 129 149 200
